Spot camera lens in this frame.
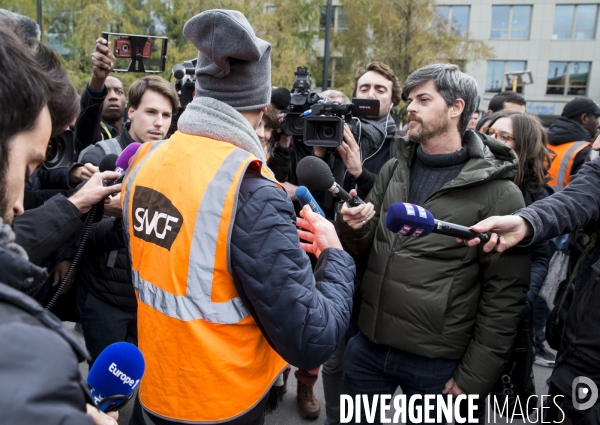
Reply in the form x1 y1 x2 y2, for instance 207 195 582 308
291 115 304 134
122 43 129 52
316 123 337 140
45 139 60 164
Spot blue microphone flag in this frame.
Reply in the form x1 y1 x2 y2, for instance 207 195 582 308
386 203 435 236
295 186 325 217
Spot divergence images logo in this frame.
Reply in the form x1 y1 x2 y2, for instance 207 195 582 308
132 186 183 250
573 376 598 410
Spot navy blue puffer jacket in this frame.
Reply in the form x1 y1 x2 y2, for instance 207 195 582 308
230 167 355 369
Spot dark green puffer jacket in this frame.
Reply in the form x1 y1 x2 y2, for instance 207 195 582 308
338 130 530 396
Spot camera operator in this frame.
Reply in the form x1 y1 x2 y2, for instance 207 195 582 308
0 25 118 425
75 37 127 152
315 62 400 203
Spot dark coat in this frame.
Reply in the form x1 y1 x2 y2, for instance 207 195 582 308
75 84 115 153
13 195 84 266
547 116 592 176
0 238 93 425
517 158 600 407
79 122 135 167
78 218 133 311
339 130 531 396
230 167 355 369
77 128 136 311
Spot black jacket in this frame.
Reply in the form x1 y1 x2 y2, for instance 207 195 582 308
0 226 92 425
75 84 115 153
78 129 136 311
78 218 133 311
13 195 84 267
517 159 600 401
79 122 135 167
547 116 592 176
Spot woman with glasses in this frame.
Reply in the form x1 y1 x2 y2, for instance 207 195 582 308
481 110 554 414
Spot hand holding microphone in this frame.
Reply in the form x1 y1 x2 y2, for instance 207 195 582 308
296 205 343 258
340 189 376 229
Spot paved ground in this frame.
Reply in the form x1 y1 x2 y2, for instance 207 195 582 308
68 322 554 425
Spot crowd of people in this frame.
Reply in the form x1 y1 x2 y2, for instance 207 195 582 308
1 6 600 425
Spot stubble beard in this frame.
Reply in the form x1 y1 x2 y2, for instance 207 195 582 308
408 112 450 143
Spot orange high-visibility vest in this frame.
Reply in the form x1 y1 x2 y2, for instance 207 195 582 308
547 141 590 191
121 132 287 423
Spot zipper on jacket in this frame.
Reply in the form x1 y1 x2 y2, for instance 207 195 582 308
374 234 401 344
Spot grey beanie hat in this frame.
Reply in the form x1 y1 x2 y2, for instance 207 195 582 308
183 10 271 111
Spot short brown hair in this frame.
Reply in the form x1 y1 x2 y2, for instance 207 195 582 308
128 76 179 114
353 62 402 107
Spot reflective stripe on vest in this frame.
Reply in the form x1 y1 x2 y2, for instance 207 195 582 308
548 141 590 191
123 143 252 324
121 134 288 422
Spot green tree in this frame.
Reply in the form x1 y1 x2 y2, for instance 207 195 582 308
330 0 494 96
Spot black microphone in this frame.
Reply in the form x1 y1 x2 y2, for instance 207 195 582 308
385 202 491 242
98 154 118 173
172 64 186 80
271 87 291 111
296 156 364 207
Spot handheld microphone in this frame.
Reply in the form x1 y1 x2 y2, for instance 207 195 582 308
296 156 364 208
271 87 292 111
115 142 142 173
98 154 118 173
87 342 145 413
386 202 491 242
295 186 325 217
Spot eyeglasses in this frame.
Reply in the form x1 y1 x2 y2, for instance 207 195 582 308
482 127 515 144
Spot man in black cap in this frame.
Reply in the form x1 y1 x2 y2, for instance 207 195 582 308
547 97 600 191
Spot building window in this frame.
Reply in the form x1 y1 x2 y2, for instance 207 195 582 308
491 5 532 39
547 62 591 95
436 5 470 37
485 60 527 93
553 4 598 39
266 5 276 13
320 6 347 33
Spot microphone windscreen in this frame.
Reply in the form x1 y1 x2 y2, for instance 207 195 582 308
271 87 291 110
296 156 335 191
172 64 186 80
115 143 142 172
98 154 118 173
87 342 145 401
386 203 435 237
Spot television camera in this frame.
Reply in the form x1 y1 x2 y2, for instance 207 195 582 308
281 66 380 148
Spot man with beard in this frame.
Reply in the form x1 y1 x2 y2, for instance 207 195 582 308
338 63 530 424
0 26 120 425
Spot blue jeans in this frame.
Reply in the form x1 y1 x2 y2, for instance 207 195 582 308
343 332 484 425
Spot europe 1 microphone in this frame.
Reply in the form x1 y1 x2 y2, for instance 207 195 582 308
386 202 491 242
296 156 364 207
87 342 145 413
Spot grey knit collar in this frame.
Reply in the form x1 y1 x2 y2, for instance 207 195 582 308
177 96 267 163
0 218 27 260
